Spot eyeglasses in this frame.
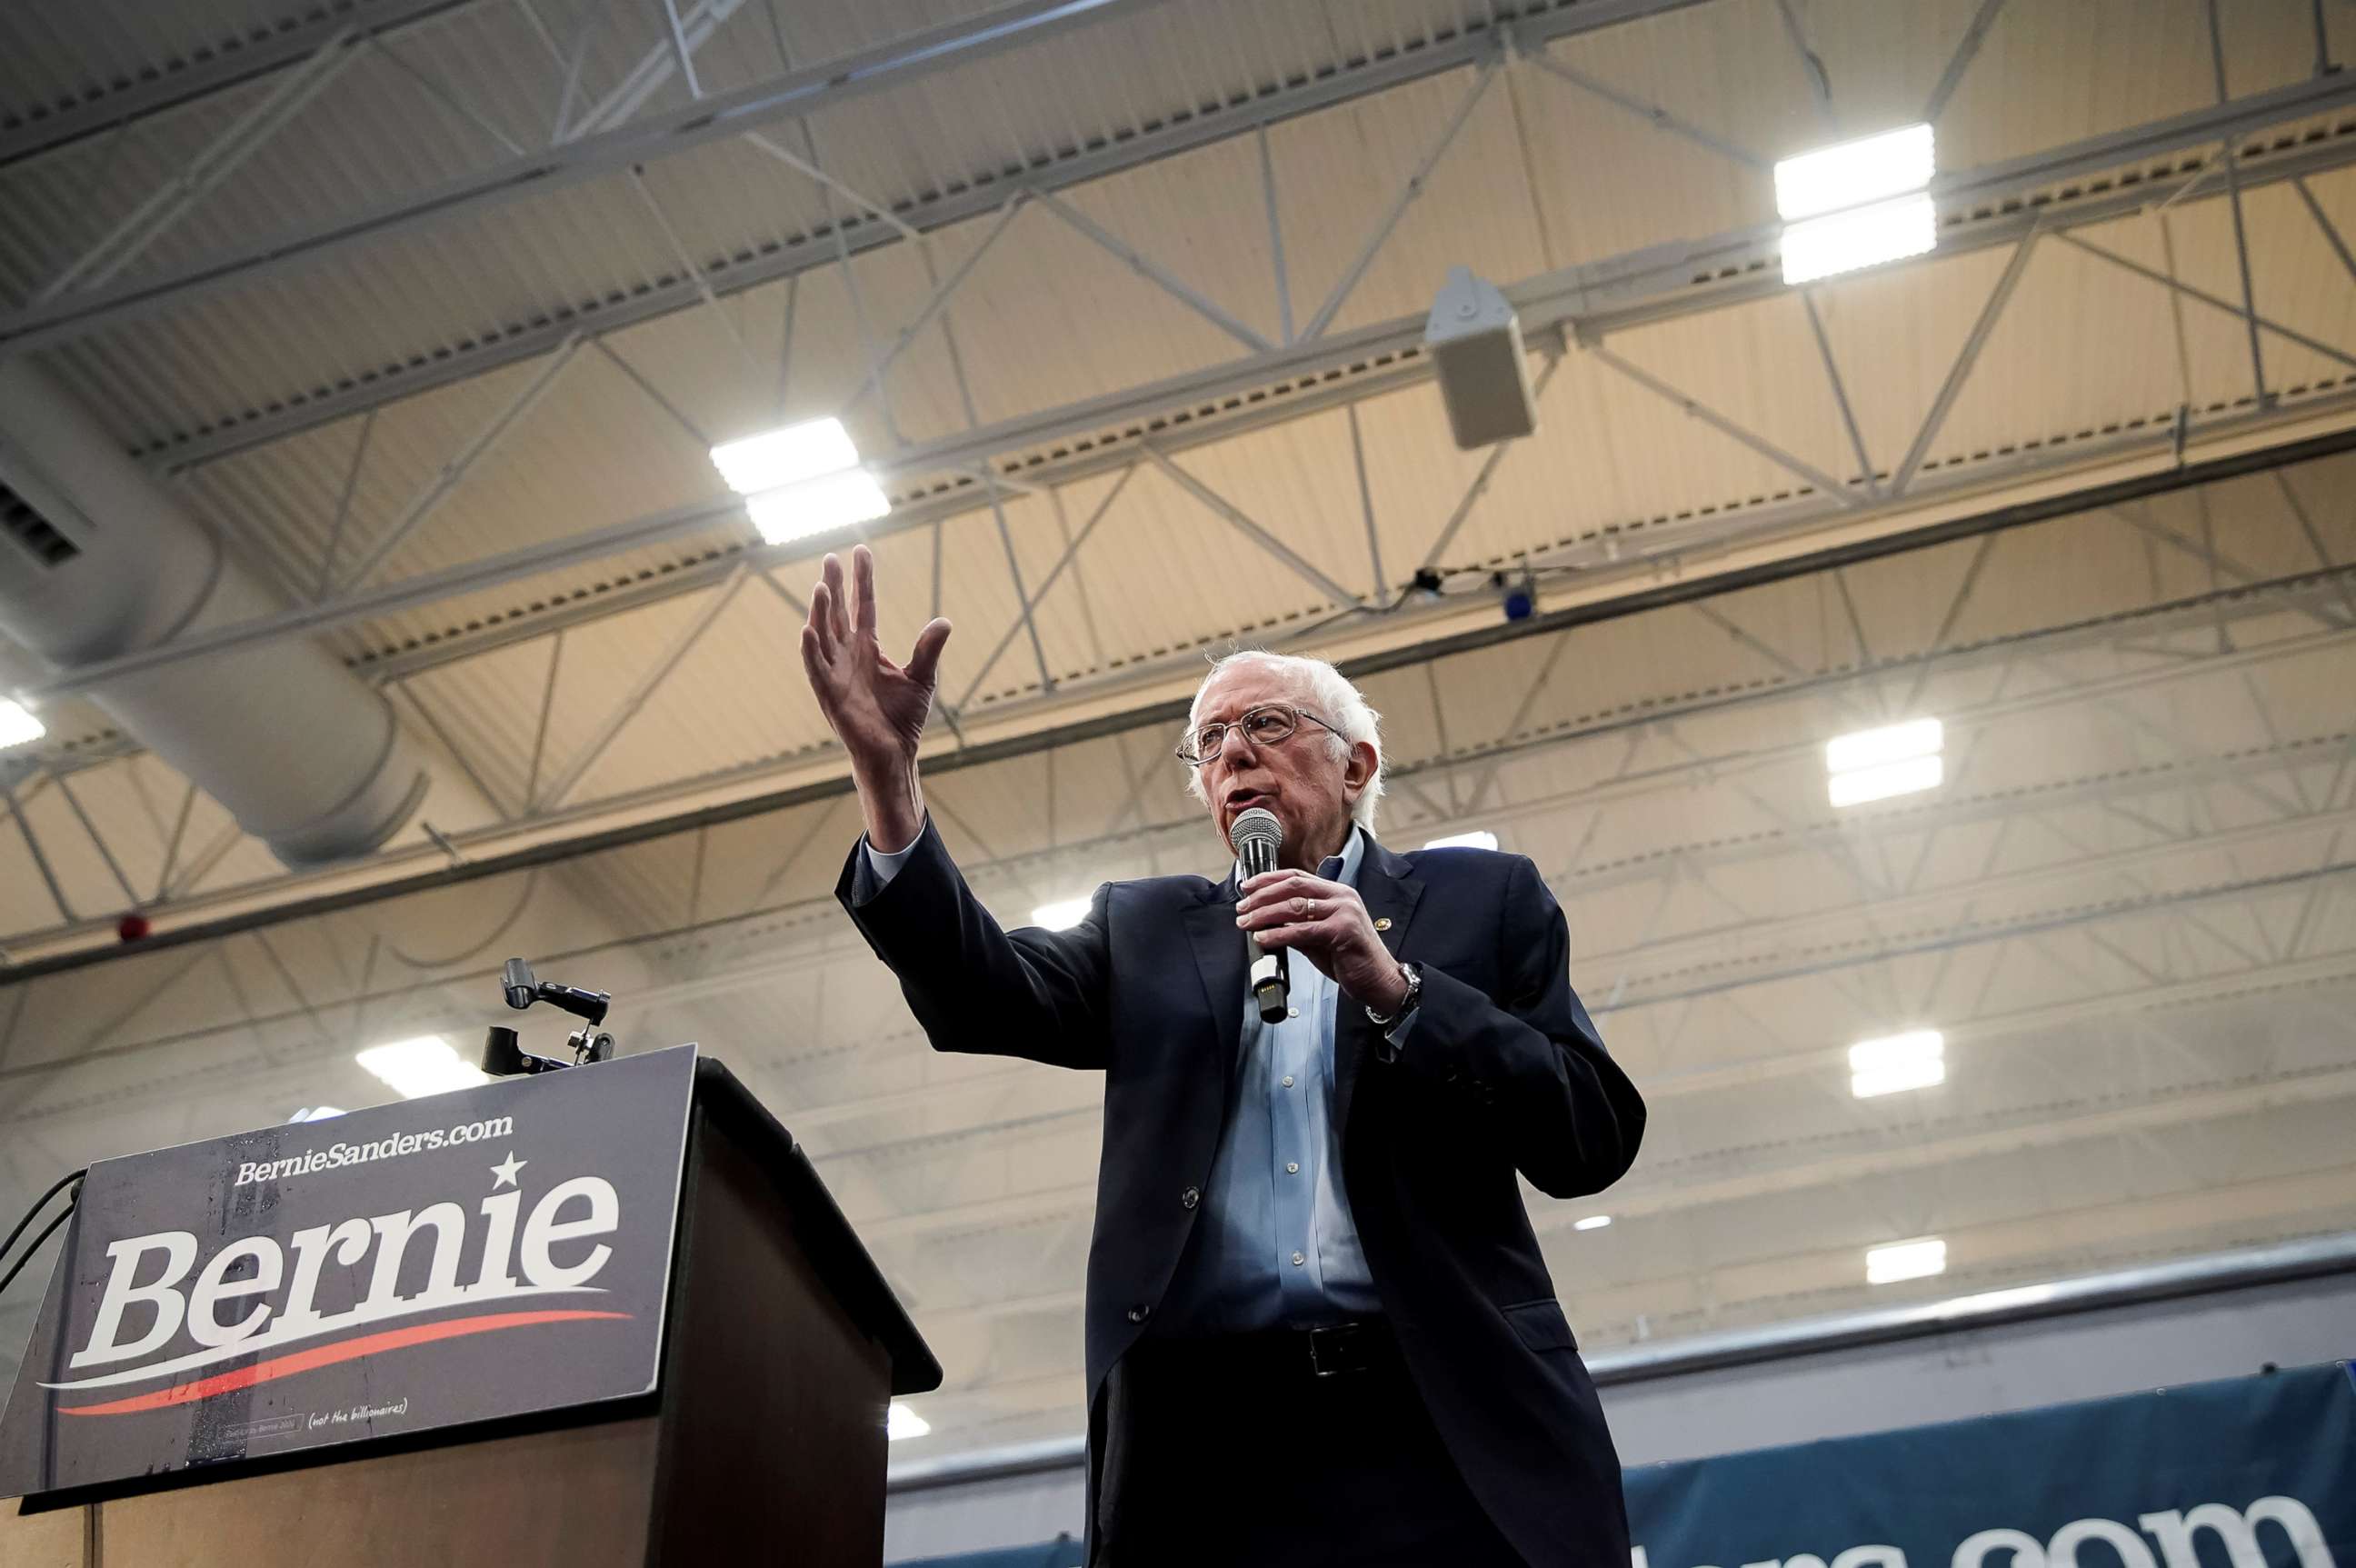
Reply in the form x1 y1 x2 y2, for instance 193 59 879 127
1175 703 1348 765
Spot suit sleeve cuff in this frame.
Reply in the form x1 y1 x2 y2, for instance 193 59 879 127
848 822 929 906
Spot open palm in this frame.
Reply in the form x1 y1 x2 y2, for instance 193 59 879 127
800 545 951 774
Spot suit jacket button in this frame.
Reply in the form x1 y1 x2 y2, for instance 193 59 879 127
1181 1185 1201 1210
1127 1304 1152 1323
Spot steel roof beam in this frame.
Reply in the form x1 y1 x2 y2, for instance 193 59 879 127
83 0 1729 469
0 0 478 168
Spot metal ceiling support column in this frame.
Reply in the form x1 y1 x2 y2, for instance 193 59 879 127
956 466 1136 709
394 679 515 818
373 35 524 155
0 0 477 167
1773 0 1837 135
1141 449 1364 610
1922 0 2007 124
1300 56 1501 342
34 30 367 304
1803 292 1878 499
536 564 748 808
338 331 584 589
524 631 564 809
2208 0 2271 406
550 4 603 142
1348 405 1386 599
107 24 2356 470
1420 349 1568 569
1259 122 1294 345
50 773 142 907
1891 232 2040 496
657 0 704 101
314 409 377 599
2292 178 2356 287
1517 48 1764 170
155 781 198 902
566 0 744 139
595 338 712 447
1587 343 1865 507
1031 192 1272 353
839 196 1027 415
2056 233 2356 378
3 780 75 922
627 171 762 377
741 130 921 242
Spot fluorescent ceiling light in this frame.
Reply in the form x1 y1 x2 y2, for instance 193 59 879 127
1572 1214 1612 1232
710 417 861 495
1781 194 1937 285
886 1402 931 1441
1866 1237 1948 1285
1826 718 1943 774
286 1105 347 1123
355 1036 487 1100
1032 896 1092 932
1774 124 1934 221
0 699 44 750
745 469 892 545
1827 718 1945 806
1423 831 1500 852
1828 753 1944 807
1849 1028 1946 1098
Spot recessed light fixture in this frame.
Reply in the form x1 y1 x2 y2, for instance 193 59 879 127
1573 1214 1612 1232
744 468 893 546
1031 896 1092 932
1775 124 1936 285
712 416 892 544
887 1401 931 1440
709 417 862 495
1865 1236 1948 1285
1826 717 1944 807
355 1037 487 1100
0 699 44 750
1849 1028 1946 1098
1423 831 1501 852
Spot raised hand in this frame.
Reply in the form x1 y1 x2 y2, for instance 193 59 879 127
800 544 951 853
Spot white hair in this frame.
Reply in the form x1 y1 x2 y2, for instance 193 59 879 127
1184 650 1385 830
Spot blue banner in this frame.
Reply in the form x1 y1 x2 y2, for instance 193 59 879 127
902 1362 2356 1568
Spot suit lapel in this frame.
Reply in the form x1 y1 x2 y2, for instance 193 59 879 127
1183 872 1249 1110
1334 836 1423 1138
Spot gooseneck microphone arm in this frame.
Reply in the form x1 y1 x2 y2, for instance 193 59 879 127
1230 808 1291 1024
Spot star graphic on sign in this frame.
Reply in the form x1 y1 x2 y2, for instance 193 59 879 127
490 1152 527 1189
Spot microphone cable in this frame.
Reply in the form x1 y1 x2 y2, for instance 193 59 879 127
0 1167 85 1302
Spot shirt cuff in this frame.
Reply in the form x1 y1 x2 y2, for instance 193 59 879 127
1383 1009 1422 1050
860 831 923 891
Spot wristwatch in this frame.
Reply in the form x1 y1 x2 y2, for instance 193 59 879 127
1363 962 1423 1029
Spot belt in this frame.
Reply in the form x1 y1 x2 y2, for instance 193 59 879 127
1135 1318 1401 1381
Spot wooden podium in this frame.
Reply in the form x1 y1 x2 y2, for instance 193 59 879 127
0 1059 941 1567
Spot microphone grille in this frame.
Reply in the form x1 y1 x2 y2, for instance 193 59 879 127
1228 806 1283 858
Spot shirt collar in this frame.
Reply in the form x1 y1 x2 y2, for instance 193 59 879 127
1232 824 1370 889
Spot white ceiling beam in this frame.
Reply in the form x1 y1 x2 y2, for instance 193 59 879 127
0 0 478 167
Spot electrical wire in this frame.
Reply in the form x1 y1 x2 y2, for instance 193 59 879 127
0 1203 72 1300
0 1167 83 1302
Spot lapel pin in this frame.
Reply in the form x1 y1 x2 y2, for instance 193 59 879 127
1373 916 1393 932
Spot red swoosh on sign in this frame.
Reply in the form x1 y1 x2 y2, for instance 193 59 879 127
56 1310 633 1416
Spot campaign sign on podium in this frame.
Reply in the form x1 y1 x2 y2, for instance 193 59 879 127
0 1044 697 1500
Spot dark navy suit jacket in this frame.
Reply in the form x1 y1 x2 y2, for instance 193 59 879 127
837 818 1647 1566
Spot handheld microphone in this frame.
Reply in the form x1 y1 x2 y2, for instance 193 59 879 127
1230 807 1290 1024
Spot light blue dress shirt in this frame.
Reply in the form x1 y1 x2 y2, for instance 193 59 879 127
858 824 1403 1334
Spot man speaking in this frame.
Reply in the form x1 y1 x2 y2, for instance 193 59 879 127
801 545 1645 1566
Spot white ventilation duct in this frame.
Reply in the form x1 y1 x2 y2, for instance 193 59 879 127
0 359 430 866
